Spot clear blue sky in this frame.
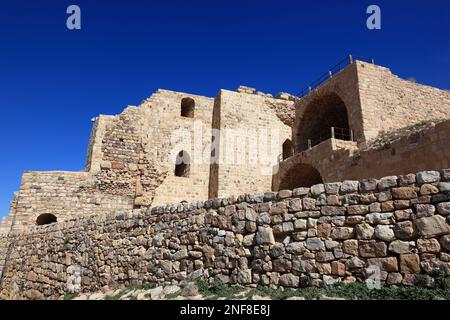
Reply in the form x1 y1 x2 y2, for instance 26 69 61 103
0 0 449 219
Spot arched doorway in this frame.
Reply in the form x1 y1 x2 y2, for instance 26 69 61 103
282 139 294 160
181 97 195 118
296 93 351 151
278 163 323 190
175 150 191 177
36 213 57 226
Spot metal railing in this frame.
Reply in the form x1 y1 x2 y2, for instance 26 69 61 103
302 126 354 151
297 55 375 99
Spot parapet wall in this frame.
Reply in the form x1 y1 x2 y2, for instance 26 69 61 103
1 169 450 299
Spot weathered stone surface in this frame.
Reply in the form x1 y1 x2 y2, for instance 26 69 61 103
439 182 450 192
355 223 374 240
440 235 450 251
394 221 417 240
359 241 387 258
378 176 398 190
331 227 354 240
386 272 403 285
305 238 325 251
414 215 450 238
389 240 414 254
294 219 307 230
394 209 412 221
392 187 417 200
321 206 346 216
365 212 393 224
316 251 335 262
417 171 440 185
414 204 435 218
347 205 369 215
317 223 332 239
331 261 346 276
342 239 358 256
398 174 416 186
278 190 293 199
367 257 398 272
420 184 439 195
279 274 299 287
437 202 450 216
256 226 275 244
360 179 378 193
340 181 359 194
417 238 441 253
399 254 421 274
324 183 341 194
374 225 395 242
310 184 325 196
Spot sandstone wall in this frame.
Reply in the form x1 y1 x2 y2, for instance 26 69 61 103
292 61 450 148
356 62 450 142
275 119 450 189
1 169 449 300
212 89 294 198
0 171 134 234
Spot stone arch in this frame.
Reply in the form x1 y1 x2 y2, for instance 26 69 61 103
296 92 350 151
278 163 323 190
181 97 195 118
36 213 57 226
282 139 294 160
174 150 191 177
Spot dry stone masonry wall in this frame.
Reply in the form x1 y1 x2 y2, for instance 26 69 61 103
1 169 450 299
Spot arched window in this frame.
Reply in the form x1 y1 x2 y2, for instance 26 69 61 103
282 139 294 160
175 150 191 177
181 97 195 118
36 213 57 226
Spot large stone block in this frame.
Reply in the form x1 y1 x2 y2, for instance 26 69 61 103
414 215 450 238
256 226 275 244
399 254 420 274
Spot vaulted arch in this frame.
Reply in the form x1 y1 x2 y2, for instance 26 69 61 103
296 92 350 151
278 163 323 190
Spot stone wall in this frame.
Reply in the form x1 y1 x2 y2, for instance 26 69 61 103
0 87 294 233
0 171 134 234
275 119 450 190
1 169 449 300
293 61 450 148
211 89 294 198
356 62 450 142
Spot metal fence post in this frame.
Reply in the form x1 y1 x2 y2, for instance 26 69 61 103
331 127 335 139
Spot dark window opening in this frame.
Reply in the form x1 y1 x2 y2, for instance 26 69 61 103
279 163 323 190
282 139 294 160
175 150 191 177
36 213 57 226
181 97 195 118
296 93 351 152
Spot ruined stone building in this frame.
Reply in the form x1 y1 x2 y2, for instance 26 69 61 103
1 58 450 234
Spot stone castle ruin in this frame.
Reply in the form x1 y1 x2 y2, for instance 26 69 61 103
1 58 450 299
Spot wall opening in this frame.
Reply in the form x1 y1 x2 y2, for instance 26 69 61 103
282 139 294 160
36 214 57 226
296 93 350 152
175 150 191 177
181 97 195 118
278 163 323 190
